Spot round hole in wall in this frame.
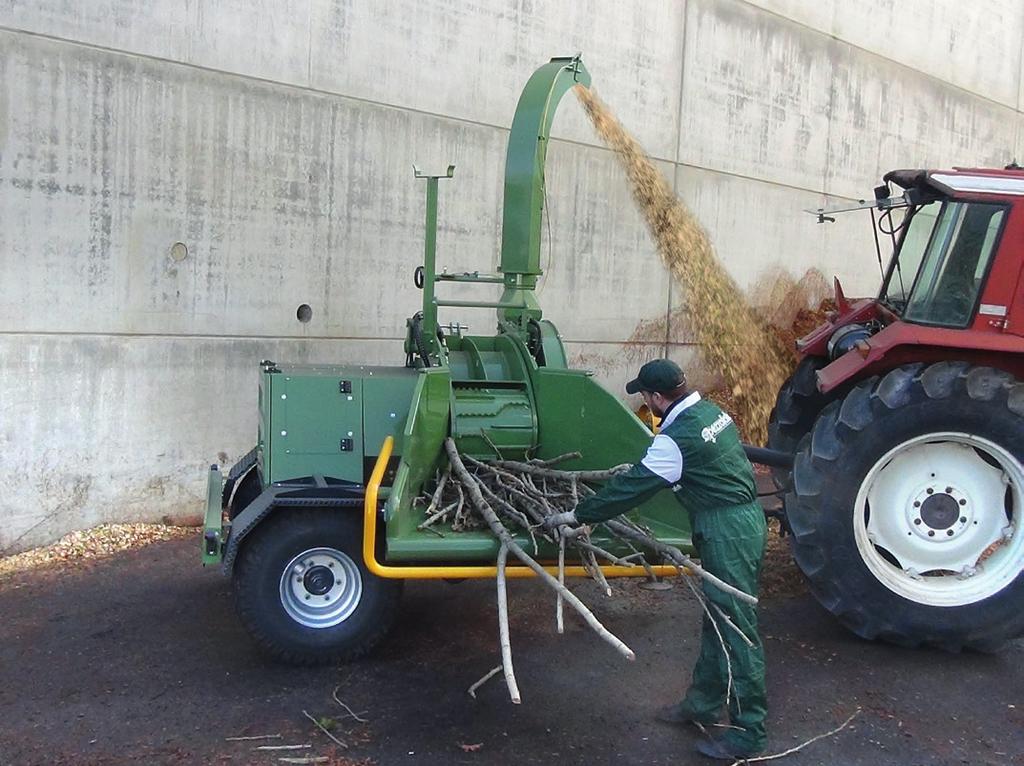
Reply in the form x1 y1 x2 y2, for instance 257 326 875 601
169 242 188 262
296 303 313 323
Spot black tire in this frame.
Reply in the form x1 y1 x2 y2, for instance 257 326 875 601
786 362 1024 651
767 357 831 487
233 509 402 665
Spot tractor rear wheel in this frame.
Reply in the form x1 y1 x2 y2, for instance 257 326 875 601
233 509 402 665
767 357 831 486
786 362 1024 650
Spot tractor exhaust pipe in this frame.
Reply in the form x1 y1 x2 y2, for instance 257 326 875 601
742 444 794 470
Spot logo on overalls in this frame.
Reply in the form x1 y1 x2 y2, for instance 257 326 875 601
701 412 733 443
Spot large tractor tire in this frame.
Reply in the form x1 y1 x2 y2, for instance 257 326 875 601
233 509 402 665
767 357 831 487
786 362 1024 650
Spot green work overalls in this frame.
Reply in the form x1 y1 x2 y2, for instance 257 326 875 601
575 392 768 752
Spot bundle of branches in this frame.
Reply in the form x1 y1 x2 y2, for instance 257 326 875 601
419 439 756 704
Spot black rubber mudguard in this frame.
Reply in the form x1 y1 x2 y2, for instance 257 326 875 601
222 446 260 509
221 475 365 574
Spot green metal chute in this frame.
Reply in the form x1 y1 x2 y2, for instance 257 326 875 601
498 56 591 328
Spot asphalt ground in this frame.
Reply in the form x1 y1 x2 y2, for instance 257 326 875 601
0 535 1021 766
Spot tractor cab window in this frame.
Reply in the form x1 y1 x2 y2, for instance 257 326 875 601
882 202 939 310
883 201 1005 327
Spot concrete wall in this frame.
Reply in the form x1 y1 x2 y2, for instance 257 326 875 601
1 0 1021 550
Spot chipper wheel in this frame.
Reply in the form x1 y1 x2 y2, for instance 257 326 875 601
785 362 1024 650
233 509 402 665
767 357 831 487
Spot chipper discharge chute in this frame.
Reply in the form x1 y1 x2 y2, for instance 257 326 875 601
200 56 691 665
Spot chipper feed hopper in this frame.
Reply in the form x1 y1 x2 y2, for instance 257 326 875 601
201 57 691 664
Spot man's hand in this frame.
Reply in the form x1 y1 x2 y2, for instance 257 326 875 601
541 510 579 535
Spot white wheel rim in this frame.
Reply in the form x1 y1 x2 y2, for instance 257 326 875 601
278 547 363 628
854 432 1023 607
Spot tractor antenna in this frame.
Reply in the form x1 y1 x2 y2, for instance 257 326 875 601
869 208 886 281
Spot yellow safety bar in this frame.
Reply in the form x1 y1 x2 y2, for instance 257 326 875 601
363 436 678 580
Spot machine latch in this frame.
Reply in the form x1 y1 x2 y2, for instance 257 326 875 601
339 380 352 394
203 530 220 556
339 438 354 452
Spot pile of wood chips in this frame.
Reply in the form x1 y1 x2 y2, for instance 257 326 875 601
0 523 196 578
768 299 838 366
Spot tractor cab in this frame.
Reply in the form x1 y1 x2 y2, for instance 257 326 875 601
873 169 1019 334
792 167 1024 391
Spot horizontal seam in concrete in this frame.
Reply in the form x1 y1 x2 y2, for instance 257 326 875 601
736 0 1023 114
0 330 407 342
672 159 848 200
566 339 699 346
0 330 700 347
0 24 861 204
0 25 613 152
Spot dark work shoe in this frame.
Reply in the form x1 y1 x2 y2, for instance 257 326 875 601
655 702 716 728
695 735 761 761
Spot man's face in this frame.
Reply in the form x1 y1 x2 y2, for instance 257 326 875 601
642 391 667 418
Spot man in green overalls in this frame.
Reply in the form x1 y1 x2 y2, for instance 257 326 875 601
542 359 768 760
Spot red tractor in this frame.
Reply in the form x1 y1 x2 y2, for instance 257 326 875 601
768 166 1024 650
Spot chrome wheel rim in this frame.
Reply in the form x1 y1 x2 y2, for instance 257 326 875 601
278 547 362 628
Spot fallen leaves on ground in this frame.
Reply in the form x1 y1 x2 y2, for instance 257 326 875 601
0 523 197 578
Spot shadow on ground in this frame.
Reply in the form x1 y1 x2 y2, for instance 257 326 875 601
0 537 1021 765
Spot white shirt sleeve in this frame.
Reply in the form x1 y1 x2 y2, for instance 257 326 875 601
640 434 684 484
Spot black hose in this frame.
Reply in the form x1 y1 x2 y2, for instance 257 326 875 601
742 444 794 470
411 312 431 368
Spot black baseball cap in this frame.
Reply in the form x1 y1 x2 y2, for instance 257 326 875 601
625 359 686 395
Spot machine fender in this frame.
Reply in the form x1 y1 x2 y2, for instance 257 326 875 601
221 477 365 574
222 445 259 508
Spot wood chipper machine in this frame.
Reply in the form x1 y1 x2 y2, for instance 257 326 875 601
201 56 691 665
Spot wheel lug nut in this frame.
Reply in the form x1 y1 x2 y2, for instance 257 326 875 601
914 501 921 508
960 516 967 524
946 530 954 536
945 487 953 493
928 530 935 537
304 594 311 600
914 518 922 525
926 488 934 495
324 595 330 601
959 499 967 506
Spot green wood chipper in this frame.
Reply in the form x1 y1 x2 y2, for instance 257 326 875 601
200 56 692 664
